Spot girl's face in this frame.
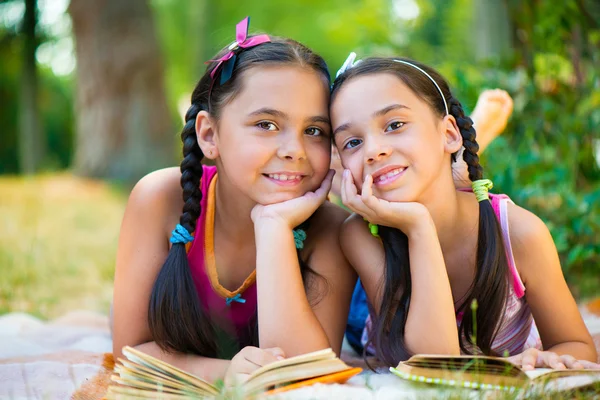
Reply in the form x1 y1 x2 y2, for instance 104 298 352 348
211 66 332 205
330 73 459 203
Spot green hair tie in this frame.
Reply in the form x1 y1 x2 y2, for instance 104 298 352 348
363 219 379 238
472 179 493 202
369 222 379 238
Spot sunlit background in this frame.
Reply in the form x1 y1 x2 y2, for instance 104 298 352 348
0 0 599 320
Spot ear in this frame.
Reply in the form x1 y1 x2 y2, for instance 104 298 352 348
195 110 219 160
442 115 463 154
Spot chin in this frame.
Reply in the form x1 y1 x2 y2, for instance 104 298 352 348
375 186 419 204
256 191 302 206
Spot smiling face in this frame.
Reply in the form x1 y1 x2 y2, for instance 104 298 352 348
331 72 461 203
210 65 332 205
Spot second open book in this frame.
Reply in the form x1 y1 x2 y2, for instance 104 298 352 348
108 346 362 399
391 354 600 394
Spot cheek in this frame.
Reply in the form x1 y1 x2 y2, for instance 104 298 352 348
338 152 363 185
308 139 331 170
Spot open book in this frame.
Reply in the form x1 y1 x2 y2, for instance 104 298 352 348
107 346 362 399
391 354 600 394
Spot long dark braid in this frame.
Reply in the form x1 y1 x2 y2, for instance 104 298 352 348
332 57 511 364
449 98 509 356
148 103 218 356
147 37 331 358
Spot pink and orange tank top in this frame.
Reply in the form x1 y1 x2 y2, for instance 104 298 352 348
185 165 257 340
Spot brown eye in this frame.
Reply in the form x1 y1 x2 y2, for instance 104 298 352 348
257 121 277 131
385 121 405 132
305 127 323 136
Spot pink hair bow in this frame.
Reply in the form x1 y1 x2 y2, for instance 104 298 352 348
208 17 270 84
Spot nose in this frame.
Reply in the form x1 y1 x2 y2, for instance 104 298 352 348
277 131 307 161
364 136 392 164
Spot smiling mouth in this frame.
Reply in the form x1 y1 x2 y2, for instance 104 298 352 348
263 173 305 185
373 167 407 184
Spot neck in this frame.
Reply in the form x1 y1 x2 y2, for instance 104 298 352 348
213 169 256 245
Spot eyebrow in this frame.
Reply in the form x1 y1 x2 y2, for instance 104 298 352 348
248 108 288 119
374 103 409 117
333 103 410 136
248 108 330 125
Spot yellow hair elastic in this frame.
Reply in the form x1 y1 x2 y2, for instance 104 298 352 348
472 179 493 202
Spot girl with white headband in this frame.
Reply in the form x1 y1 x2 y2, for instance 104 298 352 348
330 54 598 370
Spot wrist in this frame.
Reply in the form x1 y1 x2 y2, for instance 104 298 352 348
404 213 436 240
254 216 293 234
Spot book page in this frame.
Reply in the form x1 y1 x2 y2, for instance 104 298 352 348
248 348 336 380
243 358 351 395
121 346 219 395
405 355 526 379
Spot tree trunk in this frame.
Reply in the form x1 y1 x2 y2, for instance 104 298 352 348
69 0 174 182
474 0 513 62
19 0 43 174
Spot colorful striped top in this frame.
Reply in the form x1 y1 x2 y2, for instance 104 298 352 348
361 193 543 357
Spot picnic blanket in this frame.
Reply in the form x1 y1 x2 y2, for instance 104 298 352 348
1 304 599 400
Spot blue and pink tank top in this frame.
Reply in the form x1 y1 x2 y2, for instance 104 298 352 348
359 192 543 356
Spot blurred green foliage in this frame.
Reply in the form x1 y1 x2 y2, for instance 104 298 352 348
0 0 598 297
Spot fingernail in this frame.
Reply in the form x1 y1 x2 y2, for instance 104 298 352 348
277 356 285 361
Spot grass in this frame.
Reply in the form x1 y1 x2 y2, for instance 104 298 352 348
0 173 127 319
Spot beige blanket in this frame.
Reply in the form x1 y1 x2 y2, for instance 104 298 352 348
1 307 599 400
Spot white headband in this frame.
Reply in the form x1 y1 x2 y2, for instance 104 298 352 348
336 52 449 116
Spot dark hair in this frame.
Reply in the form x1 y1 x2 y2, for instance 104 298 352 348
148 37 331 358
331 58 509 365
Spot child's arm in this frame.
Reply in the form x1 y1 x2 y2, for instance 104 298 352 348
339 172 460 356
112 168 281 381
507 204 598 367
253 170 356 357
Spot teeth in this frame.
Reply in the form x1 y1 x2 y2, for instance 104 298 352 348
375 168 405 182
268 174 300 181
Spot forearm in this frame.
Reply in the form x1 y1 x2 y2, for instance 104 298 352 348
254 219 329 356
403 220 459 355
544 341 598 362
134 341 230 382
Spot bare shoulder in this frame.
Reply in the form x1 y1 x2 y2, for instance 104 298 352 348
129 167 183 210
309 201 350 238
340 213 385 275
304 202 350 271
506 202 559 284
127 167 184 234
340 213 379 251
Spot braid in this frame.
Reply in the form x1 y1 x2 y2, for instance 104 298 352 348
179 104 205 233
449 98 482 181
449 96 510 356
148 103 218 357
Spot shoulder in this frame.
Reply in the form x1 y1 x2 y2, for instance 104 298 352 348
505 202 559 284
309 201 349 237
304 201 348 261
126 167 184 237
340 213 385 275
302 202 357 305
